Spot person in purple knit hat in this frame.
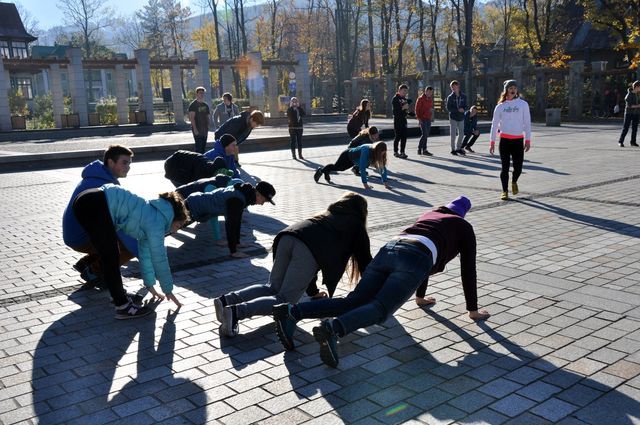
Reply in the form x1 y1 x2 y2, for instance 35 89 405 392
273 195 490 367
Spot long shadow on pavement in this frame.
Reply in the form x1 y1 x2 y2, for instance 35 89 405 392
278 304 640 424
518 198 640 238
32 291 205 424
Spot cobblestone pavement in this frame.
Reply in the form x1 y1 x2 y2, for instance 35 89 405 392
1 122 640 424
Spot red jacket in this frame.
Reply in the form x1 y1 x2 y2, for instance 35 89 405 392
415 94 434 121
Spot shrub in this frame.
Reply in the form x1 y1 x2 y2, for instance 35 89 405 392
96 97 118 125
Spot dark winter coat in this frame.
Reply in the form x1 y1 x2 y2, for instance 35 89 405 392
164 150 227 187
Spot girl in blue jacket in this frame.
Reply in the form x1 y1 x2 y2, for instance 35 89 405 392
73 184 189 319
313 141 390 190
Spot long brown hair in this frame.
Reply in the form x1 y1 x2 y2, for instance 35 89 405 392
357 99 370 112
159 191 190 223
317 192 369 284
368 141 388 170
498 88 519 104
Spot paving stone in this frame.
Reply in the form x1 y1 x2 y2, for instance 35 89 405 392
489 393 536 417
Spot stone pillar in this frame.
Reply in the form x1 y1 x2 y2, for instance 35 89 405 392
246 51 265 111
194 50 212 107
294 52 310 109
49 64 65 128
66 47 89 126
487 74 498 114
114 64 129 125
100 69 108 97
0 55 12 131
344 81 352 112
267 65 279 116
385 74 394 117
407 76 419 105
512 66 523 91
350 77 360 111
134 48 154 124
568 60 585 120
321 80 332 113
170 65 185 124
591 61 607 117
221 64 234 97
534 68 547 115
373 78 385 114
0 56 11 131
42 70 49 93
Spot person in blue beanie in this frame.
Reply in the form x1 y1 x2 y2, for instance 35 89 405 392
62 145 137 286
73 186 189 318
204 134 240 178
273 196 490 367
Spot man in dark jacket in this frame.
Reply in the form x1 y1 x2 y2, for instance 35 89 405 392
163 149 230 187
446 80 468 155
62 145 137 285
214 110 265 166
392 84 411 159
618 81 640 147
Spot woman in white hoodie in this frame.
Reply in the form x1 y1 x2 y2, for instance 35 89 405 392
489 80 532 201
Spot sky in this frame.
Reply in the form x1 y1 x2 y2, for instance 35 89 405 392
13 0 196 31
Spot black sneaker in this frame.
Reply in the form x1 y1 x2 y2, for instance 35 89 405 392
214 295 227 322
424 150 433 156
632 143 639 147
457 149 466 156
273 304 297 350
323 170 331 183
465 146 475 153
220 306 238 337
393 152 400 158
451 150 458 156
417 149 422 155
619 142 624 147
400 153 408 159
114 301 152 320
313 320 339 368
313 168 323 183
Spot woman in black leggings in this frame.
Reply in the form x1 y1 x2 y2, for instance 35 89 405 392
489 80 532 200
313 141 390 190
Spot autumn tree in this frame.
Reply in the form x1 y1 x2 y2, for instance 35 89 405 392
581 0 640 67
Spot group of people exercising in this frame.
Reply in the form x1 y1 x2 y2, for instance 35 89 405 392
61 79 532 366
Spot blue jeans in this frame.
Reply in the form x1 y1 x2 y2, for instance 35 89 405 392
295 240 433 336
418 121 432 151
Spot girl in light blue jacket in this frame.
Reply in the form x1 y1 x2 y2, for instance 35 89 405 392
73 184 189 319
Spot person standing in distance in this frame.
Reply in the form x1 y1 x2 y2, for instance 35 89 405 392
446 80 467 156
415 86 435 156
212 92 240 132
489 80 532 201
189 87 211 154
618 81 640 148
392 84 411 159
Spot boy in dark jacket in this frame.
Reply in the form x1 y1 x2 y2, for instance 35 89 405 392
62 145 137 286
214 110 265 166
446 80 467 155
618 81 640 147
461 105 480 153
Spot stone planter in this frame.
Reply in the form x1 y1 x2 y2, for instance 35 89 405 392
545 108 561 126
129 110 147 124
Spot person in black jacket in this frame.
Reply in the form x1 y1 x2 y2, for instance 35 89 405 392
214 110 264 167
287 97 306 159
215 192 372 337
460 106 480 153
392 84 412 159
273 196 490 367
163 150 231 187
